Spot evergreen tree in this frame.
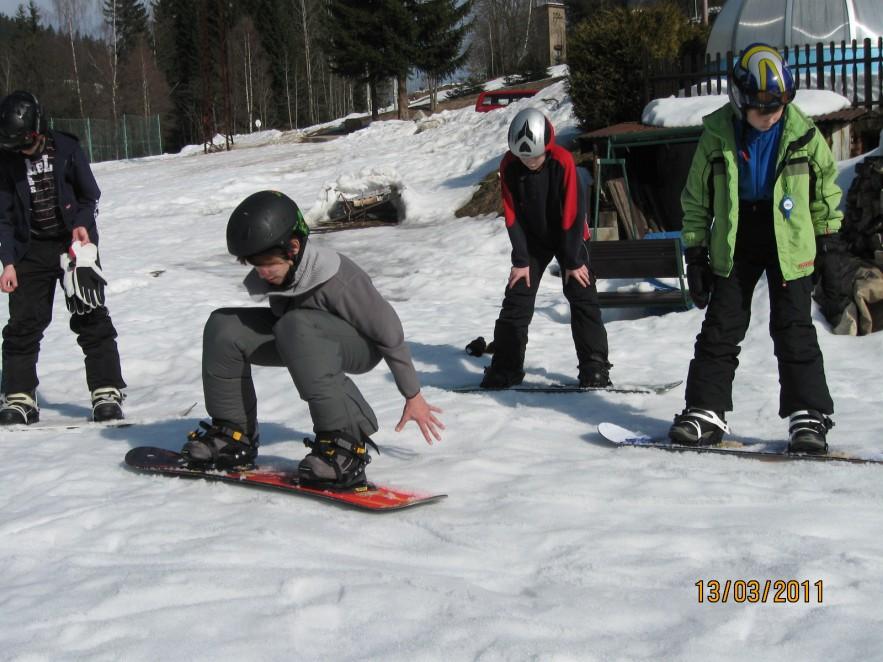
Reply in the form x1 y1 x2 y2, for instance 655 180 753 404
103 0 148 57
246 0 300 129
152 0 200 147
325 0 415 120
412 0 472 112
6 1 46 96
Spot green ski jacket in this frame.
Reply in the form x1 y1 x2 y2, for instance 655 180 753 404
681 103 842 281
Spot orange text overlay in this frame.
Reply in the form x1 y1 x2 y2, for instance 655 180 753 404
696 579 824 604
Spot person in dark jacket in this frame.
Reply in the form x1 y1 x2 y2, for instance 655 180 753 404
669 44 842 454
180 191 443 488
0 91 125 425
481 107 610 389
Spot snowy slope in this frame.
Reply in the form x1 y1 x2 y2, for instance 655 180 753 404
2 82 883 661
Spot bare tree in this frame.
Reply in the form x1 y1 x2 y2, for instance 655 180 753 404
295 0 316 125
103 0 120 157
470 0 532 79
52 0 92 118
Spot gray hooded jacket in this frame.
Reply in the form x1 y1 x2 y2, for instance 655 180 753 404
243 242 421 398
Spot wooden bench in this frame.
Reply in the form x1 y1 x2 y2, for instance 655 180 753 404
588 238 691 309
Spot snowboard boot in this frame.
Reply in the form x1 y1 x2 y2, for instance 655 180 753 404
479 365 525 389
298 431 379 489
669 407 729 446
0 392 39 425
578 361 613 388
91 386 125 422
181 420 259 469
788 410 833 455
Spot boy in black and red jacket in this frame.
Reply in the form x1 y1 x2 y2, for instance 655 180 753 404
481 108 611 388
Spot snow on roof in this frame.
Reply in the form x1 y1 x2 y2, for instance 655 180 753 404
642 88 852 128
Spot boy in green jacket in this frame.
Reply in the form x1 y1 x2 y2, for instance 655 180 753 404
669 43 843 454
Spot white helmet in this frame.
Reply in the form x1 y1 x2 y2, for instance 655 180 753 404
507 108 552 158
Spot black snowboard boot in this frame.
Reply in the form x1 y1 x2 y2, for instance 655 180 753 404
578 361 613 388
91 386 125 422
181 420 259 469
669 407 729 446
298 431 379 489
0 392 39 425
479 364 525 389
788 410 833 455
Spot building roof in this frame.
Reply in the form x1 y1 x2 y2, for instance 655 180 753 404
707 0 883 56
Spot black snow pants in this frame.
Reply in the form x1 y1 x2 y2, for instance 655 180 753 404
684 200 833 418
489 243 609 376
1 236 125 394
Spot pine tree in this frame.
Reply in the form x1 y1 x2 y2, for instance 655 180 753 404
411 0 472 112
325 0 415 120
104 0 148 58
152 0 200 147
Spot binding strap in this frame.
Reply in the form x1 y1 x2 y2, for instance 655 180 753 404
1 392 38 421
681 407 730 435
789 410 833 437
302 431 379 483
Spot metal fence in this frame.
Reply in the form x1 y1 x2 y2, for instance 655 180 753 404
645 37 883 110
47 114 163 163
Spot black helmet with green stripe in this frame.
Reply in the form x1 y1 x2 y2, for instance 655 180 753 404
226 190 310 259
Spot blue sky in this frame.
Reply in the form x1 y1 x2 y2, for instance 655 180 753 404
0 0 51 19
0 0 103 32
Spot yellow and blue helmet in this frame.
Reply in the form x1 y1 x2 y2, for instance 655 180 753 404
729 43 795 117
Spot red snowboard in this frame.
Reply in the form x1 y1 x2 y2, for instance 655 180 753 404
124 447 446 512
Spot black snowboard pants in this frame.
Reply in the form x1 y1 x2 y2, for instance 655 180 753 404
684 200 833 418
489 244 609 376
1 236 125 394
202 307 381 442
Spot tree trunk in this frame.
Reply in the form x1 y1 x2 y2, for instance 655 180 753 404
298 0 315 125
397 72 408 120
369 79 378 120
244 31 253 132
108 2 119 158
283 51 293 130
518 0 532 65
67 13 85 118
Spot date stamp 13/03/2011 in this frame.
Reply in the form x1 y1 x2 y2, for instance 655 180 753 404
696 579 824 604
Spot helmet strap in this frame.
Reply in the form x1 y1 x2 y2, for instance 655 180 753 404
286 234 309 270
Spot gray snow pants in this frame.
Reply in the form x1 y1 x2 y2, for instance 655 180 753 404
202 307 381 441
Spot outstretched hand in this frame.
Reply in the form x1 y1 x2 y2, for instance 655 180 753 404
395 391 444 445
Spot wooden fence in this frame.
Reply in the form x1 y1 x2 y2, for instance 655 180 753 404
645 37 883 110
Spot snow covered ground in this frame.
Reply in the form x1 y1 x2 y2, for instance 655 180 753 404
2 81 883 661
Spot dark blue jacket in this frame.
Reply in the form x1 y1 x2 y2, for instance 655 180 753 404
0 129 100 267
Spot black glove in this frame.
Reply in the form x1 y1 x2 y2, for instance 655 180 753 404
465 336 487 357
685 246 714 309
813 233 843 286
465 336 496 357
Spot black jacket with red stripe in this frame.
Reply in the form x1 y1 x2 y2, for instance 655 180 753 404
499 135 588 270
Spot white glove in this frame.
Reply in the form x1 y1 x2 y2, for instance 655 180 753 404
64 241 107 311
60 251 89 315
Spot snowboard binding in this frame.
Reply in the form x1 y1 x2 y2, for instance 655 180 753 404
298 431 379 490
181 420 258 469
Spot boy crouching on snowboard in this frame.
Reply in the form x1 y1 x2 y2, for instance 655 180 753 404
670 44 843 455
181 190 443 488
